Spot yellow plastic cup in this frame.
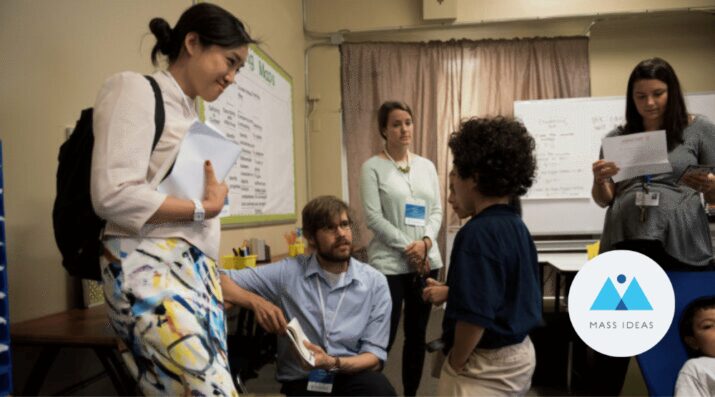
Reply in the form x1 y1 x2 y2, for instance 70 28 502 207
220 255 257 269
586 241 601 260
288 243 305 257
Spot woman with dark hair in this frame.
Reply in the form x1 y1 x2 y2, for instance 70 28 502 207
359 101 443 396
593 57 715 270
90 3 255 395
589 58 715 396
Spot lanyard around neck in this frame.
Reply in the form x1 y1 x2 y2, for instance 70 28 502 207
315 273 349 347
383 149 414 193
383 148 411 172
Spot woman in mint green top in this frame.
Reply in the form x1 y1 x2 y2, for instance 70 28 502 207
359 101 443 396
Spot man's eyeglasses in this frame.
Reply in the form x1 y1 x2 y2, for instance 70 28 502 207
321 220 352 235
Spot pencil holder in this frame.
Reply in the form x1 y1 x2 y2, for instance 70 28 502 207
220 255 257 270
288 243 304 257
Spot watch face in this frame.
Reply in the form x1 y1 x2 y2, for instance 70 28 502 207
193 200 205 222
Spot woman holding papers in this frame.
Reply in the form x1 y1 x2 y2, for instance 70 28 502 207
592 57 715 270
90 4 255 395
360 101 443 396
590 57 715 395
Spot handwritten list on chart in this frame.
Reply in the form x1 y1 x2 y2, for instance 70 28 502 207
203 47 295 220
518 110 591 199
515 99 625 200
205 87 268 211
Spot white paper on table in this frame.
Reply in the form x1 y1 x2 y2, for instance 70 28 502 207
602 130 672 183
158 120 241 200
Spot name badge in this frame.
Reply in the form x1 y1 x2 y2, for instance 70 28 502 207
307 369 334 393
404 198 427 227
635 191 660 207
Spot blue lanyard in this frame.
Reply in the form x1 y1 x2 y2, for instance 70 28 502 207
642 175 652 192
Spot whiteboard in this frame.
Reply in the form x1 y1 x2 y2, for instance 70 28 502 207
199 45 296 227
514 92 715 236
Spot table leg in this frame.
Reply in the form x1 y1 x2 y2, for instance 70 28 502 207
95 347 134 395
555 272 562 313
565 274 576 309
22 346 60 396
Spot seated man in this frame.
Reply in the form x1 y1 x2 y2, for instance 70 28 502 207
220 195 397 396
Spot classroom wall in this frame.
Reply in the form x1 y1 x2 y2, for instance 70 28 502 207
0 0 306 323
303 0 715 203
306 0 715 32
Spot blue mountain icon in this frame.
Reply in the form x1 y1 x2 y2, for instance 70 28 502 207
621 278 652 310
590 276 653 311
591 278 621 310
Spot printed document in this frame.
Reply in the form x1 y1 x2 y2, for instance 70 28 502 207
602 130 671 183
158 120 241 200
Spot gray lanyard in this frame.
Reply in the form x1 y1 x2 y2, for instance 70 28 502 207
315 275 349 347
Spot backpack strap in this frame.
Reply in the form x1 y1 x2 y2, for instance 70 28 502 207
144 75 165 151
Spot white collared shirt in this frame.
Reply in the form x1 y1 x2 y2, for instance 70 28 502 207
90 70 220 259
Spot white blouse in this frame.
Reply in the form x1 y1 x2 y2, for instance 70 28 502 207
91 70 220 259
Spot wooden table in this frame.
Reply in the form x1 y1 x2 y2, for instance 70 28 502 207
11 304 133 395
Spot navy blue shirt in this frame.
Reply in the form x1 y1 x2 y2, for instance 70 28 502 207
442 204 542 351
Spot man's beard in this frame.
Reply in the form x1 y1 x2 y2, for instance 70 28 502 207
316 238 352 263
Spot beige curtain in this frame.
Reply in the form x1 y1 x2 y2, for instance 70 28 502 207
341 37 591 261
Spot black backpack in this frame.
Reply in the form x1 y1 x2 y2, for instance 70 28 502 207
53 75 165 280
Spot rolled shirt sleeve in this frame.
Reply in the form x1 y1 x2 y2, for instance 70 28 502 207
222 259 287 304
357 273 392 362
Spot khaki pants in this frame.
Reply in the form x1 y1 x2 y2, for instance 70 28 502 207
437 336 536 396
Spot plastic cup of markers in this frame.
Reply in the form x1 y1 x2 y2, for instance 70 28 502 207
288 243 304 257
220 255 257 269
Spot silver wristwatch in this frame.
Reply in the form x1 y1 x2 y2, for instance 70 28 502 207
192 199 205 222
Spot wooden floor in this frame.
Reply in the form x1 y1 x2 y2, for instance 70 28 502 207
12 303 648 396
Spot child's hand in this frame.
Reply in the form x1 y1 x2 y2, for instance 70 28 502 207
422 278 448 305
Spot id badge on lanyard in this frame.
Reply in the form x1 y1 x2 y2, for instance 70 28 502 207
404 197 427 227
636 175 659 223
635 191 660 206
307 369 335 393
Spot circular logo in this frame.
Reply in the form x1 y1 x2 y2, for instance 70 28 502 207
568 250 675 357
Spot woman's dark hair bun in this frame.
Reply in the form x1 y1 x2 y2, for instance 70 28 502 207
149 4 256 67
149 18 173 63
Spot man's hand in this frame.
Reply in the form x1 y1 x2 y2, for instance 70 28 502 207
250 295 287 335
303 341 337 370
422 277 448 305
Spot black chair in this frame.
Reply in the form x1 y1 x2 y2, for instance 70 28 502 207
226 308 278 391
